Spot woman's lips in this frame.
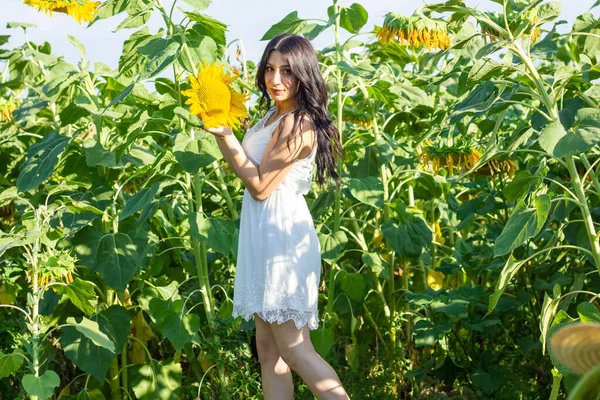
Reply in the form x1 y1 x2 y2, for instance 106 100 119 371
271 88 284 95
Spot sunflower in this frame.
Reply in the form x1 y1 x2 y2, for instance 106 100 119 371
27 251 76 291
343 111 374 128
377 13 451 51
181 62 249 130
478 158 518 177
427 270 444 291
0 98 18 122
28 270 75 290
23 0 100 24
417 141 482 175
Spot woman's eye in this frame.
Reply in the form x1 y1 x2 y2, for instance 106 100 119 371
283 69 292 75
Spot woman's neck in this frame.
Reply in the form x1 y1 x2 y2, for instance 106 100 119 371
273 99 297 117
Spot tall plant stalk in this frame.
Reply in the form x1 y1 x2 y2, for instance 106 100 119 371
30 210 42 379
325 0 345 322
333 0 344 233
511 43 600 273
106 288 121 400
372 118 396 352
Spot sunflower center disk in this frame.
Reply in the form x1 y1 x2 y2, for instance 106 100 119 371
196 78 231 116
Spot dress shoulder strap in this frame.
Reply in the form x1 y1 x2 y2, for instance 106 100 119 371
263 108 295 130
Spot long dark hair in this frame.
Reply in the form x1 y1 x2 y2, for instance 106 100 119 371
256 33 342 186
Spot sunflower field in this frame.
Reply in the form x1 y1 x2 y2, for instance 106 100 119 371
1 0 600 398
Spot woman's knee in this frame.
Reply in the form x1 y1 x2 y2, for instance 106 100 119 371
255 335 280 365
278 345 315 371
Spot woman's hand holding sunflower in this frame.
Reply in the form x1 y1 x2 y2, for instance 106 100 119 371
206 125 234 138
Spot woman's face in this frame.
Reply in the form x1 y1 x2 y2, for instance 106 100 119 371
264 50 299 104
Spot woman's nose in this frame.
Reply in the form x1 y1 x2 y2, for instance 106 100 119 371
271 70 281 84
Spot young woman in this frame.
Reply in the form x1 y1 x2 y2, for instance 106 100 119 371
207 33 349 399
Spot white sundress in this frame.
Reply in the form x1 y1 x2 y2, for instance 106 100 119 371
232 108 321 330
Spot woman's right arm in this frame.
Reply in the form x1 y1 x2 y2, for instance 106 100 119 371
208 115 314 201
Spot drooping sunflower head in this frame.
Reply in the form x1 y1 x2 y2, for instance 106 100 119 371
417 141 482 175
181 61 249 130
28 251 77 291
23 0 100 24
343 109 374 128
478 158 518 177
0 97 19 122
377 13 451 51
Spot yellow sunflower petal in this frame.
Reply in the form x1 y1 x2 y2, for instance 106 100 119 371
229 93 250 118
181 61 248 129
428 270 444 290
24 0 99 23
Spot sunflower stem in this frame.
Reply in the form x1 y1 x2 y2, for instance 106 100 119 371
580 154 600 200
118 291 129 393
388 252 397 354
402 256 411 355
30 210 42 378
511 42 559 120
333 0 343 233
106 289 122 400
373 117 395 351
566 156 600 273
324 0 344 331
181 41 199 76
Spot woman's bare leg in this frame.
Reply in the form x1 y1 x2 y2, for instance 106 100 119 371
270 320 349 400
254 314 294 399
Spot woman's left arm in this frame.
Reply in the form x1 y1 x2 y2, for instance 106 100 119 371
209 115 313 201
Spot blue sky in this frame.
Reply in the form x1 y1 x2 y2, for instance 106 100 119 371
1 0 598 69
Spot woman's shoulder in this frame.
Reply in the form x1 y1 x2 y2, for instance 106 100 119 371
276 113 315 149
283 112 315 137
282 111 314 126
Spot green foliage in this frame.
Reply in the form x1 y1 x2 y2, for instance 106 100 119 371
174 130 222 173
0 351 24 378
130 360 182 399
22 370 60 400
147 297 200 351
328 3 369 34
54 278 98 316
60 306 130 382
382 217 431 258
16 132 70 192
347 177 384 208
73 227 154 291
1 0 599 398
538 109 600 157
318 231 348 263
261 12 307 41
494 194 551 256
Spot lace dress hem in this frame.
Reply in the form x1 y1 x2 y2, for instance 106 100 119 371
232 307 319 330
